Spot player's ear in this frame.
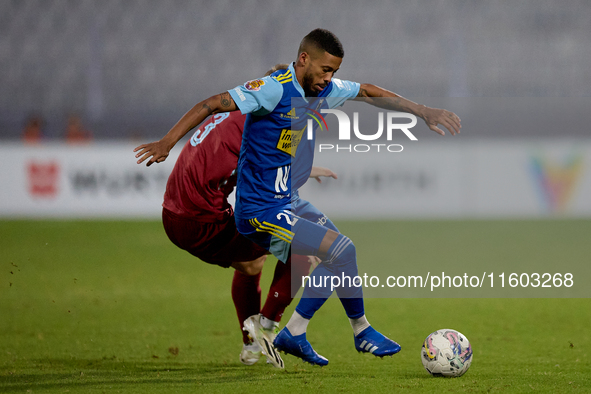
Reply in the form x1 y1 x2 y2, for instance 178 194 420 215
298 51 310 67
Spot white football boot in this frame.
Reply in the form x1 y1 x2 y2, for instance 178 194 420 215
240 342 262 366
243 314 284 369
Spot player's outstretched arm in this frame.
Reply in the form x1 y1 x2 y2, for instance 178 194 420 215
134 92 238 166
354 83 461 136
310 166 338 183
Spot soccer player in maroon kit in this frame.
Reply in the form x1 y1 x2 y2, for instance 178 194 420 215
160 65 336 368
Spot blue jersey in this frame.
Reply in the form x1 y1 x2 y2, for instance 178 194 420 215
228 63 359 219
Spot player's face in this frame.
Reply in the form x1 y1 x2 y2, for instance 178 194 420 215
301 51 342 97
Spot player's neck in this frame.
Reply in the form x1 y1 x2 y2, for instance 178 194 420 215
293 62 306 90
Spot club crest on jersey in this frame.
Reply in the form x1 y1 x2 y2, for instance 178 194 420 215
244 79 265 91
276 126 306 157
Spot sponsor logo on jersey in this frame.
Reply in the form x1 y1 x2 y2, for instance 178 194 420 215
280 107 299 119
244 79 265 91
276 126 306 157
233 87 246 101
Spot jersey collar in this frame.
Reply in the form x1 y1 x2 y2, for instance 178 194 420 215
288 62 308 102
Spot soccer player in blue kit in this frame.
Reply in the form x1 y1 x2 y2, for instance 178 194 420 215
135 28 461 366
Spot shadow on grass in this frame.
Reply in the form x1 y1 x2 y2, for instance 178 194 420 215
0 356 326 392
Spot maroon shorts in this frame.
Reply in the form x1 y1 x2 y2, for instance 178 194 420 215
162 208 267 268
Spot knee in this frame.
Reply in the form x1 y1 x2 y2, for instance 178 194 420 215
327 236 356 264
233 255 266 276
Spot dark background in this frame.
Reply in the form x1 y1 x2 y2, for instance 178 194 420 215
1 0 590 140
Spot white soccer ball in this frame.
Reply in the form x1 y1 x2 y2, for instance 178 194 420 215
421 329 472 377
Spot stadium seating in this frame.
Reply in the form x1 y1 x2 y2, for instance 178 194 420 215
1 0 589 139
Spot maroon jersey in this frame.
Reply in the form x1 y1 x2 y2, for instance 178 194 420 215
163 112 247 222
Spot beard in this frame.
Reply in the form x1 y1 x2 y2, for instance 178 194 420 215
302 72 319 97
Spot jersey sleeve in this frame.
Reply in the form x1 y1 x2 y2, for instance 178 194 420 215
326 78 360 109
228 76 283 116
326 78 361 108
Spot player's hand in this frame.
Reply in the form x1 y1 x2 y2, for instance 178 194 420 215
419 106 461 136
307 256 322 270
310 166 338 183
134 139 173 166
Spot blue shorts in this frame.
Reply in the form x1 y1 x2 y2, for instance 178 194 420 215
235 195 338 263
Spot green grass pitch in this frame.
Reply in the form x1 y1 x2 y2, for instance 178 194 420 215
1 219 590 393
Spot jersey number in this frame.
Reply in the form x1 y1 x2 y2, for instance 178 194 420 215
277 210 294 225
190 113 230 146
274 165 290 193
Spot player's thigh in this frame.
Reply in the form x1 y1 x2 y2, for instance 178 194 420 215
293 198 339 232
201 215 268 266
236 206 296 265
237 205 338 261
162 208 266 268
231 255 267 276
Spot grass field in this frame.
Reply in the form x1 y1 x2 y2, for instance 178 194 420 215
1 220 590 393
